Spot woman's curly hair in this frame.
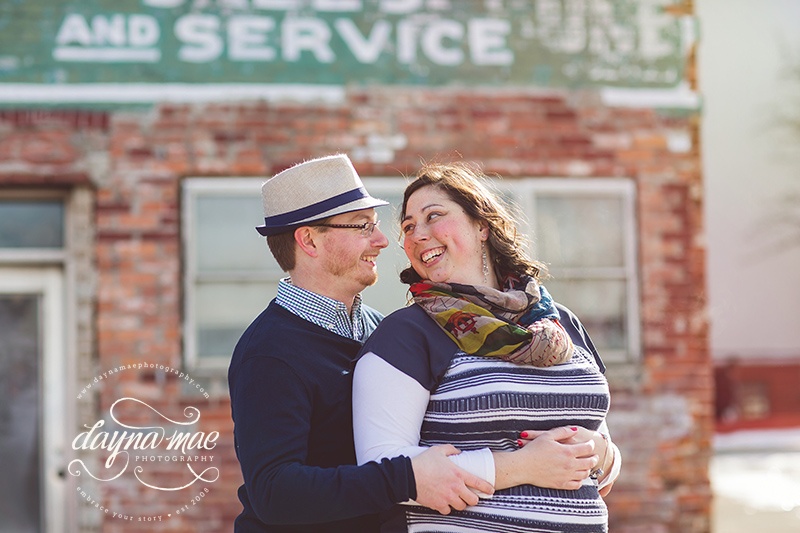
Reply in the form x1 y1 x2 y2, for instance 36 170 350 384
399 161 548 285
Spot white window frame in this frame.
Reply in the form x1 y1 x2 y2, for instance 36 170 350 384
497 178 640 364
181 176 640 370
0 191 68 264
366 176 640 364
182 177 277 371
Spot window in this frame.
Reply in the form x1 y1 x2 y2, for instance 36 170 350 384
369 177 640 364
182 177 639 369
0 194 66 263
182 179 283 370
499 179 640 364
181 177 411 370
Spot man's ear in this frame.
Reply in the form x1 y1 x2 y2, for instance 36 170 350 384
294 226 319 258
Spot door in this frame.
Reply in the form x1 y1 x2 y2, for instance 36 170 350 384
0 268 65 532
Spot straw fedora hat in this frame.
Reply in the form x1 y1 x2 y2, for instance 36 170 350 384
256 154 388 236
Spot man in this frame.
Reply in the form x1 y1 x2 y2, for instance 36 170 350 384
228 154 495 532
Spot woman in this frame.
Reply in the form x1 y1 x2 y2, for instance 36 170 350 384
353 162 621 532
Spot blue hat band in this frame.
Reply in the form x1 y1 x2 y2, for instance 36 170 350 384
259 187 368 233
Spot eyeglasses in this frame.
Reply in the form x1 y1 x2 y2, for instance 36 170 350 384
313 220 381 237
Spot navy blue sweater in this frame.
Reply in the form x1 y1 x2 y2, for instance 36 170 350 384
228 301 416 532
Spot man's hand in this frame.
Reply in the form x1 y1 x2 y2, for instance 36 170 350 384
410 445 495 515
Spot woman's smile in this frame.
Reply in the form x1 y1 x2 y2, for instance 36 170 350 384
402 185 486 285
421 246 446 265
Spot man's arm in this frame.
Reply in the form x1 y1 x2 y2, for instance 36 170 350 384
409 444 495 514
231 356 413 525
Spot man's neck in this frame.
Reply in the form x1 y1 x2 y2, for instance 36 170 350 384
286 273 358 314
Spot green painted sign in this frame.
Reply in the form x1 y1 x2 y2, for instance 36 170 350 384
0 0 691 101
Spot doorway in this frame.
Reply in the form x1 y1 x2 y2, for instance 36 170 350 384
0 268 65 532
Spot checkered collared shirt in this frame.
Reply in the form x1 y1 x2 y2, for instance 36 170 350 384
275 277 367 341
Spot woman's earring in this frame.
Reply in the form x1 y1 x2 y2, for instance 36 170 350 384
482 241 489 284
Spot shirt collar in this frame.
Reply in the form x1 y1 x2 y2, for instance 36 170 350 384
275 278 365 340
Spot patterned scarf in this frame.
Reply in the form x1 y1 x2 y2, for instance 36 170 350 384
410 276 573 367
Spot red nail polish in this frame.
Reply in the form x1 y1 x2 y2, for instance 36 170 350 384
520 431 528 438
570 426 578 431
516 439 523 447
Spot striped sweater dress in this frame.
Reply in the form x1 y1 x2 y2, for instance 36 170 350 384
354 303 612 533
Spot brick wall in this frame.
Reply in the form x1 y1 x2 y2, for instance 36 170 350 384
0 86 711 532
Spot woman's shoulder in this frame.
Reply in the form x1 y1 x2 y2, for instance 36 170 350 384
360 304 457 390
379 302 426 323
555 303 606 373
363 303 448 350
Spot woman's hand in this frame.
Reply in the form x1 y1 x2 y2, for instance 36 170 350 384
519 426 601 450
493 426 598 490
519 426 615 496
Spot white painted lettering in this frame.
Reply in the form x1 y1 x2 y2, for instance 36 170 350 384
129 15 160 47
56 14 93 46
282 17 334 63
637 0 674 59
587 0 613 56
421 19 463 66
51 3 680 82
253 0 301 9
380 0 424 15
558 0 588 54
176 14 223 62
334 18 390 63
396 18 420 64
91 14 127 47
228 16 276 61
218 0 249 9
142 0 187 7
468 18 512 65
536 0 588 54
313 0 362 11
